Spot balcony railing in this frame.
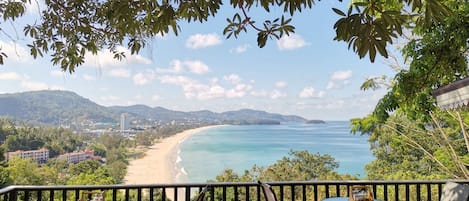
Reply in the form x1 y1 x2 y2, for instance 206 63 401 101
1 180 468 201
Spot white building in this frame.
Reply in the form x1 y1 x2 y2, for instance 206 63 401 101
57 150 94 164
120 113 130 131
6 148 50 164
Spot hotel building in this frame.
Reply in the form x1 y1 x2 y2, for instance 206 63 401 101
57 150 95 164
5 148 50 164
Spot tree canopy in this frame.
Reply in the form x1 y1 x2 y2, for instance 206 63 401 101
0 0 451 72
360 1 468 122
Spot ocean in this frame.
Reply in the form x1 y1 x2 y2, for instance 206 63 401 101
177 121 373 182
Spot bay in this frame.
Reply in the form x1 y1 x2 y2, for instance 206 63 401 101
178 121 373 182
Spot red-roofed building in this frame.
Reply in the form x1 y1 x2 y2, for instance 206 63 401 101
57 150 94 164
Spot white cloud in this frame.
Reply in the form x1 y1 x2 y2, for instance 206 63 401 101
331 70 353 81
152 95 160 101
210 77 219 84
251 90 269 97
327 70 353 90
84 46 151 68
275 81 287 88
186 33 222 49
299 87 325 98
326 81 336 90
133 71 155 86
159 75 224 100
277 34 308 51
21 81 64 91
198 85 226 100
156 60 184 74
50 70 65 78
270 90 287 99
224 74 242 84
231 44 250 54
83 74 96 81
0 40 33 63
109 68 131 78
159 75 192 86
0 72 22 80
226 84 252 98
314 100 346 110
159 75 253 100
134 94 143 100
156 60 210 75
185 60 210 74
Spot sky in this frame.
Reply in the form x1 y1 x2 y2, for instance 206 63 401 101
0 1 398 121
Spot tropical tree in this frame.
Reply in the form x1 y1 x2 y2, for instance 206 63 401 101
0 0 451 72
214 150 356 200
6 158 57 185
361 1 468 122
215 150 345 182
350 0 468 179
351 110 469 180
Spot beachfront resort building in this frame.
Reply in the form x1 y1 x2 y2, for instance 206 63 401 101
5 148 50 164
57 150 95 164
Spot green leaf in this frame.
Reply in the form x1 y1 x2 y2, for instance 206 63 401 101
332 8 346 17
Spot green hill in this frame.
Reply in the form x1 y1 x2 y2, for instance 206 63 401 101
0 90 314 125
0 90 117 125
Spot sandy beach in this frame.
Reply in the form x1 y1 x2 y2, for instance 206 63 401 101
124 125 220 185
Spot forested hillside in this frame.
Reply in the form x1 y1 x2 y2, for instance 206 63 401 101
0 90 311 126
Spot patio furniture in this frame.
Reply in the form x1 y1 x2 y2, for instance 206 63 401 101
440 182 469 201
259 181 278 201
322 185 379 201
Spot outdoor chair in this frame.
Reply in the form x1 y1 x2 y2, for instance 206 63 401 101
440 182 469 201
259 181 278 201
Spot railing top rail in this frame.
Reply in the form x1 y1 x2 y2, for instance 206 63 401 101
0 186 16 195
1 180 469 195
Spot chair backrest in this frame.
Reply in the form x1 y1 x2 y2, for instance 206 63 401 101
440 182 469 201
259 181 278 201
196 186 209 201
349 185 373 201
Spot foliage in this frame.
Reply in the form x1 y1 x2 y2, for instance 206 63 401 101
106 160 127 182
66 160 116 185
0 90 118 125
6 157 58 185
352 0 469 180
362 1 469 122
215 150 344 183
135 131 154 146
0 0 452 72
66 168 115 185
1 121 88 158
0 117 131 185
352 110 469 180
213 150 356 200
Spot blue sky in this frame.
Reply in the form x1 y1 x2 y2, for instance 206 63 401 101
0 1 397 120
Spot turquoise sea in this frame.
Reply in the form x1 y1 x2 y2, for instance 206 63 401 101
177 121 373 182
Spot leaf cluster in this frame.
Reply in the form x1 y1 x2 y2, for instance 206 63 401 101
352 110 469 180
333 0 451 62
370 1 468 122
20 0 224 73
224 0 306 48
215 150 350 182
0 0 455 71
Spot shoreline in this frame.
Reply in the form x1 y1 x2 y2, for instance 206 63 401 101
123 125 223 185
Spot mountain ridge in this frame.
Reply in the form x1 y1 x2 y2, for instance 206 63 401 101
0 90 318 125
